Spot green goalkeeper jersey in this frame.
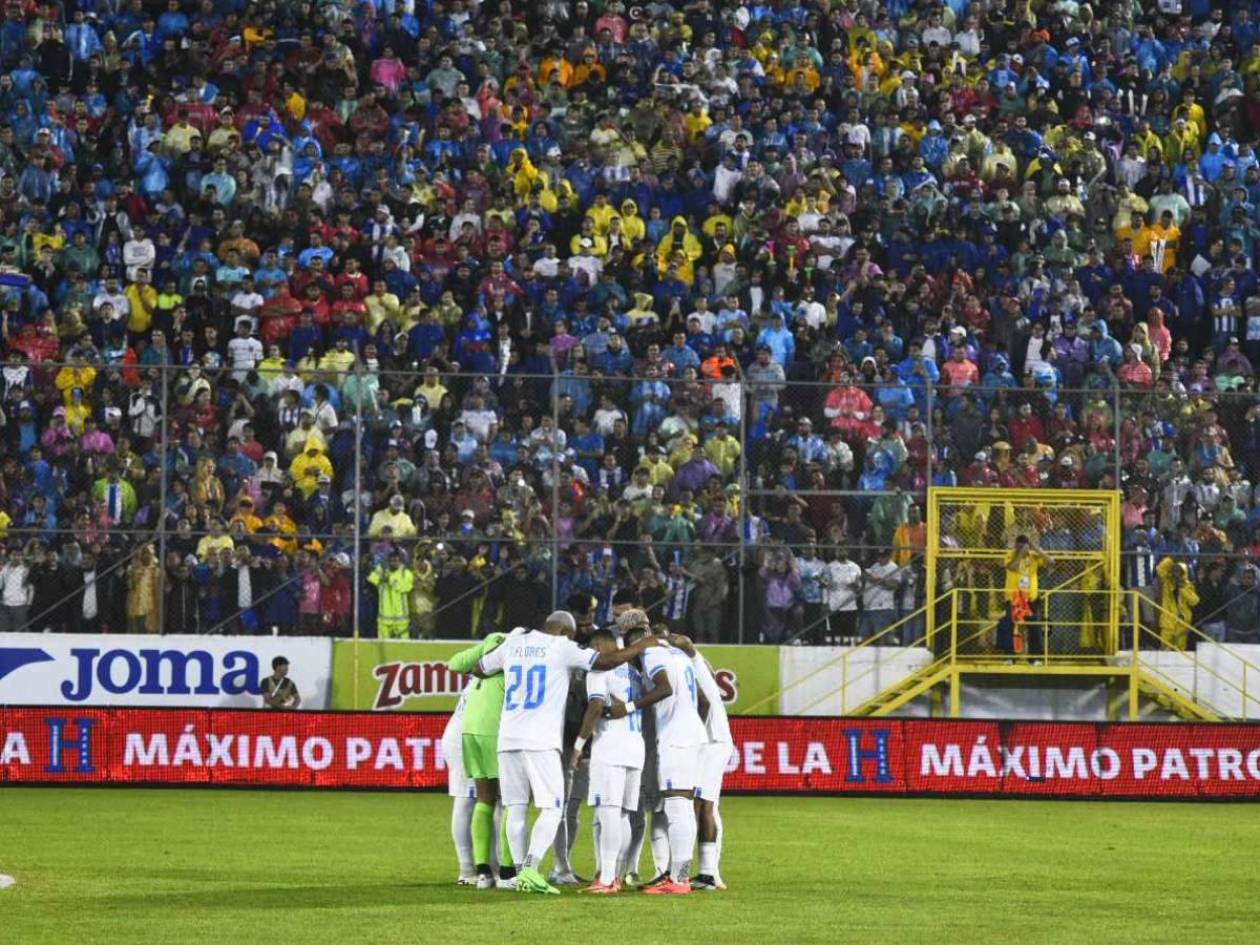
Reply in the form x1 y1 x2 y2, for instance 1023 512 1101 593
447 633 507 739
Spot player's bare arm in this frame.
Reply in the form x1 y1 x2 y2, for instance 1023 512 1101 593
666 633 696 657
570 697 604 770
607 669 671 720
591 633 659 671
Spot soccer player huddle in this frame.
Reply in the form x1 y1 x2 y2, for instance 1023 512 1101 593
440 604 731 895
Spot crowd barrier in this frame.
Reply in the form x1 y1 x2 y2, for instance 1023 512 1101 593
4 708 1260 799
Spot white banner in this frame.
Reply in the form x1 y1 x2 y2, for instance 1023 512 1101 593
778 645 934 716
0 634 332 709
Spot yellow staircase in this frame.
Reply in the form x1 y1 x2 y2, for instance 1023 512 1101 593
836 588 1260 721
782 487 1260 721
849 664 952 717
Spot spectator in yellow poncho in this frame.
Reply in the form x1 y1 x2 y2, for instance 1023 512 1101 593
848 39 885 87
656 215 702 273
55 359 96 405
410 550 438 637
570 217 609 258
1163 116 1200 168
1155 557 1199 650
229 497 263 534
368 494 418 538
507 148 541 199
264 500 299 556
1173 91 1206 137
585 192 617 234
619 199 646 243
290 443 334 498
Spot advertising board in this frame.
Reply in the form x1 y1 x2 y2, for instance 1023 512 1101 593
6 710 1260 799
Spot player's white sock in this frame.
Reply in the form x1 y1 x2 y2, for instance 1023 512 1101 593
650 810 671 877
551 795 580 873
699 842 717 877
524 808 563 871
713 803 724 880
451 797 475 876
595 807 621 885
565 793 582 863
490 801 503 871
505 804 530 867
625 810 646 876
617 810 633 879
663 797 696 884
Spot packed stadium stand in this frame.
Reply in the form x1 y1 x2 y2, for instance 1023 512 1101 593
0 0 1257 652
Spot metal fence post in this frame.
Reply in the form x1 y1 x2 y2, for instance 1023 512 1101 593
737 373 747 644
1113 382 1122 487
550 361 560 610
156 360 169 633
924 379 933 491
352 367 363 640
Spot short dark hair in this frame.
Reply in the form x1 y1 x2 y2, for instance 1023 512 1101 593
271 656 289 670
612 588 640 607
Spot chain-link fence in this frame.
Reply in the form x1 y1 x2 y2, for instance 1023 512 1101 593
929 489 1120 659
1 358 1258 645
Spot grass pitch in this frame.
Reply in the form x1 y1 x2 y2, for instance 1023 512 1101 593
1 788 1257 944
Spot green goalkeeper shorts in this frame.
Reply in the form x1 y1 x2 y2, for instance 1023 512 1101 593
462 733 498 780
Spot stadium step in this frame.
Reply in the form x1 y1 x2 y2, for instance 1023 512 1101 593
849 664 952 717
1134 672 1220 723
845 661 1228 722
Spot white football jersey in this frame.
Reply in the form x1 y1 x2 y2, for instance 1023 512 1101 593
641 643 708 749
439 682 470 761
586 665 645 769
479 629 597 752
691 653 733 746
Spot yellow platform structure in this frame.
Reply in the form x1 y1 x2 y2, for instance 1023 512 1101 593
764 488 1260 721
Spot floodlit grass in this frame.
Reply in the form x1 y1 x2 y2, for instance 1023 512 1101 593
1 788 1257 944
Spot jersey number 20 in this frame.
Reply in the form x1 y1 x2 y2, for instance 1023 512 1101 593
505 665 547 710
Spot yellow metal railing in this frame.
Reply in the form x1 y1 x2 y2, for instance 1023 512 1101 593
1131 591 1260 720
742 590 950 716
743 588 1011 717
740 583 1259 721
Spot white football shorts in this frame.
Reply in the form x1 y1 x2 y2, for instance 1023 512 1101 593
442 731 475 800
499 749 565 809
696 742 734 802
587 760 642 810
656 744 702 794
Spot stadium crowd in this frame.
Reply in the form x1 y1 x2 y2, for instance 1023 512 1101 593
0 0 1257 644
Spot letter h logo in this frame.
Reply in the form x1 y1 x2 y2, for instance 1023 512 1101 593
845 728 894 784
45 717 96 774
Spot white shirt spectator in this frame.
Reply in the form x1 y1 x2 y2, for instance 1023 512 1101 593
312 400 338 433
0 561 31 606
461 407 497 441
92 288 129 318
231 288 264 316
862 559 901 611
824 559 862 611
272 371 304 398
592 406 627 435
227 335 264 373
713 163 743 204
122 237 156 281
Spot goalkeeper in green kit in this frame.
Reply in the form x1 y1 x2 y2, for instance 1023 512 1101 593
447 633 516 889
